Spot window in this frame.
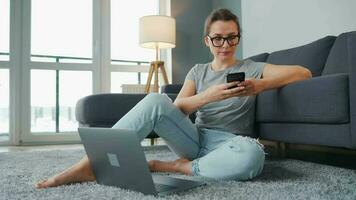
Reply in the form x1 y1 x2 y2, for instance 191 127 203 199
29 0 94 136
0 69 9 141
31 70 56 132
0 0 10 61
110 0 160 92
2 0 170 145
31 0 92 63
0 0 10 142
31 70 92 133
111 0 158 63
58 71 92 132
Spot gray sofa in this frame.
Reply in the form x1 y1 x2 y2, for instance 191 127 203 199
75 31 356 150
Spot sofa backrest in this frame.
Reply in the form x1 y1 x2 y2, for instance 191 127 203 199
246 53 269 62
265 36 336 77
161 84 182 94
160 84 197 122
322 31 356 75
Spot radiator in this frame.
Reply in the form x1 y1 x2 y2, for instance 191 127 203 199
121 84 157 93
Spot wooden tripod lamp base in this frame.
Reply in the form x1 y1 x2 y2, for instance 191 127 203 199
145 61 169 93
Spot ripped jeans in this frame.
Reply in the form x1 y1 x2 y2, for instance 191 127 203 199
112 93 266 181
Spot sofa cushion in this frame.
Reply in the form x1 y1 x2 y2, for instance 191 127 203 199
246 53 269 62
266 36 336 77
161 84 183 94
256 73 349 124
322 31 356 75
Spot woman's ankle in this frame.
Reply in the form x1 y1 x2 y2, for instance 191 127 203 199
173 158 192 175
147 159 192 175
148 160 178 173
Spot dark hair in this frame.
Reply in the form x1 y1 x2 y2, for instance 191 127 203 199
204 8 241 36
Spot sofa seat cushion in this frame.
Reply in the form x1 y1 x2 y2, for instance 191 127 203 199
266 36 336 77
256 73 349 123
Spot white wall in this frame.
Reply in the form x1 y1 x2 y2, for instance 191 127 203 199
241 0 356 58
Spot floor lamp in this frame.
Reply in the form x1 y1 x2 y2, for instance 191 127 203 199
139 15 176 93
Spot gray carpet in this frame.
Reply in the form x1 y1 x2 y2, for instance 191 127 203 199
1 146 355 200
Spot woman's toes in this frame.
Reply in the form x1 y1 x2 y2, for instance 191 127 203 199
35 181 45 189
36 179 55 189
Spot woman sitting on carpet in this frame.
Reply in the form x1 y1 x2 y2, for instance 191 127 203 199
36 8 311 188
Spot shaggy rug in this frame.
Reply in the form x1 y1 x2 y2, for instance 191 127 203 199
0 146 355 200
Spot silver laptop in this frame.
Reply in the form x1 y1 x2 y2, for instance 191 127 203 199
78 127 205 196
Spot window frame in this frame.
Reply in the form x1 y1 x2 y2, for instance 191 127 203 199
3 0 172 145
0 0 11 145
19 0 97 144
0 66 10 145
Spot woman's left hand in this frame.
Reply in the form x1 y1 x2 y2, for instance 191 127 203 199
237 78 265 96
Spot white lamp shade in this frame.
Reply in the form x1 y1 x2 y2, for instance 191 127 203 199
139 15 176 49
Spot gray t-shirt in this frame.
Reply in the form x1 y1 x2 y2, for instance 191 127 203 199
185 59 266 137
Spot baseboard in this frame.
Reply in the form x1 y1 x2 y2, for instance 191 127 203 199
259 139 356 169
259 139 356 155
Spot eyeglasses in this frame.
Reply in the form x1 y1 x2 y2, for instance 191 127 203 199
207 34 240 47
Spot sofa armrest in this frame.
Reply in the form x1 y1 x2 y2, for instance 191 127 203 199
348 33 356 148
76 93 179 126
75 93 147 127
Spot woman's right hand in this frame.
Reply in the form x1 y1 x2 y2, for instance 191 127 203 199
200 81 246 103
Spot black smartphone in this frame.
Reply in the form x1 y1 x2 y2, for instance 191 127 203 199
226 72 245 89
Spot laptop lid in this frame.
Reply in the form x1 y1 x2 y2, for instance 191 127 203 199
78 127 157 196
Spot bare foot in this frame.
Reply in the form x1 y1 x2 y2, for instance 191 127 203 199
148 158 192 175
36 156 96 189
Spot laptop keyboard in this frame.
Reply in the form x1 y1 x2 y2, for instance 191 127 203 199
154 183 177 191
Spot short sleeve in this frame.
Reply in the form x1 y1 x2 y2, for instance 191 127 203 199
245 60 266 79
184 65 197 83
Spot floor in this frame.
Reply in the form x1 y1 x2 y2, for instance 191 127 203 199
0 144 84 153
0 138 166 153
1 139 355 170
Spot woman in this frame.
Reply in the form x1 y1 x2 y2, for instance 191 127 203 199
36 8 311 188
